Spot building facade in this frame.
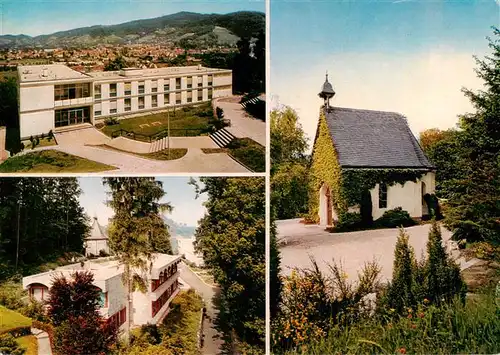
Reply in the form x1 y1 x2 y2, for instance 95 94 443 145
17 64 232 139
22 254 182 332
312 75 436 226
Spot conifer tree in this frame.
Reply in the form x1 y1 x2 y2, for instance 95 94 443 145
425 221 466 304
103 177 172 341
385 228 418 313
445 28 500 243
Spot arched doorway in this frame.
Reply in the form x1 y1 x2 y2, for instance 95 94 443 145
319 183 333 226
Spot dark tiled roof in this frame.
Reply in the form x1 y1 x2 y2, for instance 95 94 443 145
323 106 434 169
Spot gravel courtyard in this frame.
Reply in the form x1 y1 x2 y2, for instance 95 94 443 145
277 219 453 282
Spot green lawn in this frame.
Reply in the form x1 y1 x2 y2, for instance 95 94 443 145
0 150 116 173
0 306 32 334
100 104 214 140
16 335 38 355
227 138 265 172
202 138 265 172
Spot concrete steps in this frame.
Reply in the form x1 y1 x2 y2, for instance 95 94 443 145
149 137 170 153
210 128 235 148
240 97 260 108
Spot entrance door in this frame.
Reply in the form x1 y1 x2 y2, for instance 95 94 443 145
325 187 333 226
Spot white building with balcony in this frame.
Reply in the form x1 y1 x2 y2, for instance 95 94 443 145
17 64 233 140
22 254 182 332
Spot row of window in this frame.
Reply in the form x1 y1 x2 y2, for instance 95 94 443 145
151 263 179 292
108 307 127 330
151 280 179 317
94 90 212 116
94 75 214 99
54 83 91 101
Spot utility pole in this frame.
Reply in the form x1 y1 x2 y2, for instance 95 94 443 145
15 202 20 270
168 109 170 159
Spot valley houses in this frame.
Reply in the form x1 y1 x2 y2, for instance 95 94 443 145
312 74 436 226
17 64 233 139
22 254 182 331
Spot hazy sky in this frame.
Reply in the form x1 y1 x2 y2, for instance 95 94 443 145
0 0 265 36
77 177 208 226
270 0 498 147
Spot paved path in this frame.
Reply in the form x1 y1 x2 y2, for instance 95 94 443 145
18 144 249 174
215 97 266 146
179 262 223 355
31 328 52 355
278 219 454 282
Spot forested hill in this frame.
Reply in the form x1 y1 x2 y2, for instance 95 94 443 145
0 11 265 49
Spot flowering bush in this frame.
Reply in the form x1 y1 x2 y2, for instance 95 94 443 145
272 258 381 351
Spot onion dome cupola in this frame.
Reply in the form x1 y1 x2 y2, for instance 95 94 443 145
318 72 335 109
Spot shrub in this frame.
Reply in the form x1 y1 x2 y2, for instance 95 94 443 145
48 130 54 141
360 190 373 226
336 212 363 231
0 281 26 310
466 242 500 261
0 334 24 355
98 249 108 257
20 300 49 323
3 326 31 338
375 207 416 228
272 258 381 350
423 194 443 220
54 315 116 355
216 106 224 119
294 293 500 355
104 117 118 126
451 220 486 243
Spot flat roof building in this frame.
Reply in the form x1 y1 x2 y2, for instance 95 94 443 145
17 64 232 140
22 254 182 332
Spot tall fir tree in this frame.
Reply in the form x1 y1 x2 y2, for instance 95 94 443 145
445 27 500 243
103 177 172 341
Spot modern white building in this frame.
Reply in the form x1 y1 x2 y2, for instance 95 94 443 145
22 254 182 331
17 64 233 139
84 217 110 257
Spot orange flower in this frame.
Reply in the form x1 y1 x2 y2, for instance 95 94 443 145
411 323 417 329
423 298 430 304
418 312 425 318
407 314 412 319
399 348 407 354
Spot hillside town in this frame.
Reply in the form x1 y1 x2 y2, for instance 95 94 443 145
0 45 236 73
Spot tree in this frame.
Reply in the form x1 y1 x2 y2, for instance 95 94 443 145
48 271 117 355
270 107 308 166
192 177 265 352
104 56 127 71
384 228 418 314
424 221 466 304
103 177 172 341
271 107 310 219
269 219 282 321
444 28 500 244
419 128 463 198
